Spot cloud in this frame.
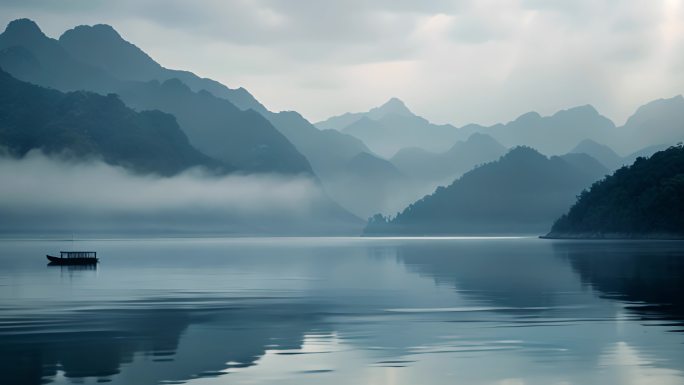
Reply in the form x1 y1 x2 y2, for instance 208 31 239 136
0 152 357 235
0 1 681 125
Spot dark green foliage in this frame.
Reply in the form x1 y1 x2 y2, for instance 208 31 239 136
548 145 684 237
0 68 224 176
364 147 607 235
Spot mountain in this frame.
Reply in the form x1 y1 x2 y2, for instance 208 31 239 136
459 105 616 155
0 19 118 93
260 110 370 177
0 68 364 236
115 79 312 174
316 97 414 131
569 139 624 170
317 100 619 158
326 152 407 218
459 97 683 156
0 68 222 176
316 98 461 157
615 95 684 154
391 133 507 185
364 147 607 235
545 145 684 239
320 152 417 218
0 19 312 175
57 22 373 179
623 143 670 165
58 23 266 112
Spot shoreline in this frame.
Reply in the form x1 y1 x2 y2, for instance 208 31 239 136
540 232 684 240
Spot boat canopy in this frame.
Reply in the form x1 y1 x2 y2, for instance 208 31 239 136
60 251 97 259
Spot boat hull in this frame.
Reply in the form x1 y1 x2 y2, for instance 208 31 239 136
46 255 98 265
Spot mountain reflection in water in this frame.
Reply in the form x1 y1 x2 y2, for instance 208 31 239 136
0 238 683 385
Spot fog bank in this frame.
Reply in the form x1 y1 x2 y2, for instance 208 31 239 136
0 152 361 235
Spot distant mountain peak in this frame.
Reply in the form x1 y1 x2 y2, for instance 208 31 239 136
465 132 498 144
501 146 546 162
2 18 47 42
624 94 684 127
636 94 684 111
512 111 541 124
368 97 414 118
58 23 164 83
573 138 603 148
160 78 191 92
552 104 600 118
64 24 123 41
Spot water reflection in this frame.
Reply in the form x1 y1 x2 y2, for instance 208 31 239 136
0 238 682 385
47 263 98 270
554 240 684 331
0 298 327 385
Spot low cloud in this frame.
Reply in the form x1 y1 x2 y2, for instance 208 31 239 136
0 152 359 236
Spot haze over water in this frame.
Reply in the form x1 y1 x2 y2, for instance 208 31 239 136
1 237 683 385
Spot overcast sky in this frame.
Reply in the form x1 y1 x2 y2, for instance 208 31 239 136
1 0 683 125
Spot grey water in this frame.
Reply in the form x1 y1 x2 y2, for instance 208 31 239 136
1 237 683 385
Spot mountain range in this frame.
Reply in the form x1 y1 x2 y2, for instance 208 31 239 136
317 96 684 159
58 23 267 112
1 17 682 236
390 133 508 186
0 18 390 217
316 98 461 157
364 147 608 235
0 68 221 176
0 19 313 175
0 19 369 234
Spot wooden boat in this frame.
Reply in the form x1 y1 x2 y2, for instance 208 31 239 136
47 251 98 265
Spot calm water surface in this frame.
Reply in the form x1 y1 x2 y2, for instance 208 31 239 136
1 237 683 385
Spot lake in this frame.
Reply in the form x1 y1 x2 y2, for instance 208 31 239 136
1 237 683 385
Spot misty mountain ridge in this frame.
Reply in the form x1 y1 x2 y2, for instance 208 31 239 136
368 97 414 118
0 67 223 176
569 139 625 170
390 133 508 186
316 98 622 158
1 17 682 236
58 23 267 112
315 97 415 131
322 151 414 218
321 95 683 161
57 21 375 181
0 19 118 92
5 18 679 176
0 68 364 235
316 97 461 157
0 19 317 176
568 137 679 172
364 146 608 235
115 78 313 175
615 95 684 154
457 104 617 155
0 18 397 219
